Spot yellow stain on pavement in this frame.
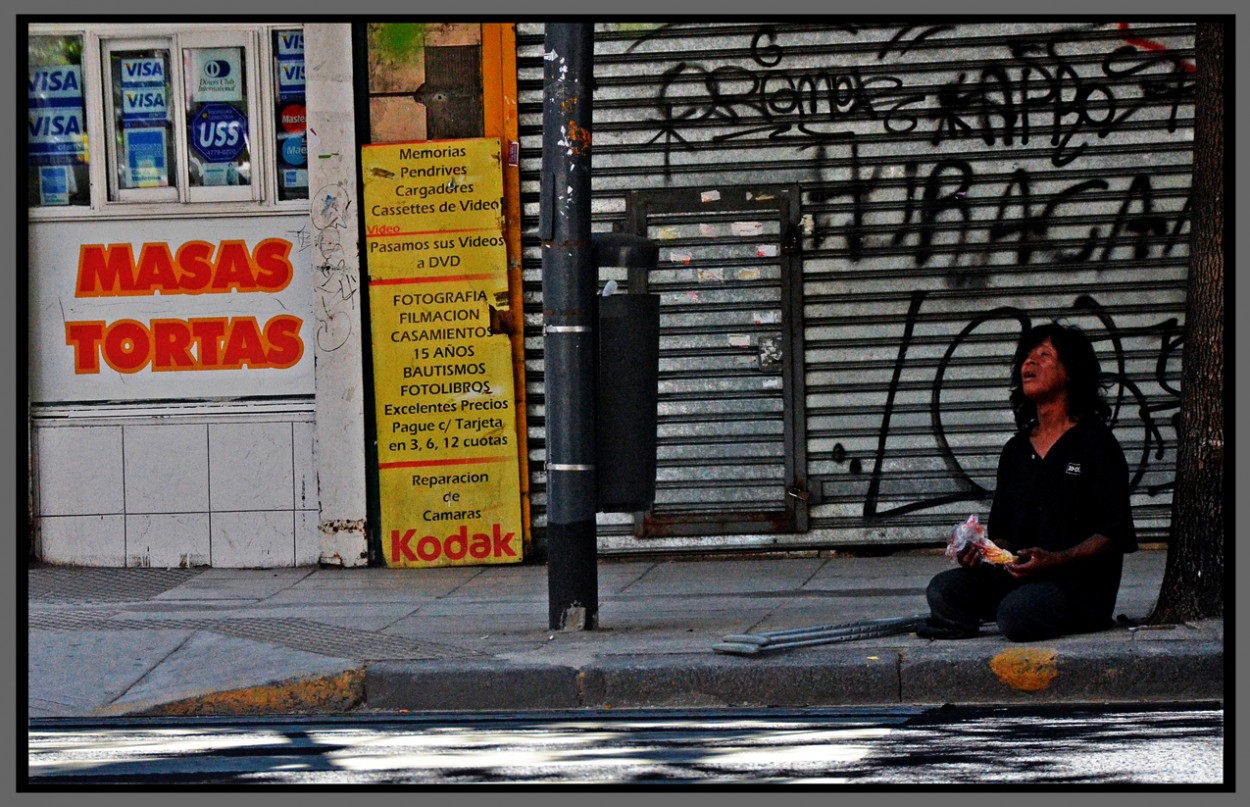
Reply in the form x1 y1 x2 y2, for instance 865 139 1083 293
989 647 1059 692
139 669 365 716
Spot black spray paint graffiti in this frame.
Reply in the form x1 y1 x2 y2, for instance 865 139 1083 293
624 23 1193 524
310 181 359 353
806 143 1191 273
930 38 1193 166
647 24 1195 170
858 291 1182 520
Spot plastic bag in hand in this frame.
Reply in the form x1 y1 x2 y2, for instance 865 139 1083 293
945 514 1016 565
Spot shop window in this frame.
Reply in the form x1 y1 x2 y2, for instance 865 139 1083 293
183 42 252 193
272 29 308 201
106 43 178 199
28 24 304 211
99 32 258 204
27 34 91 208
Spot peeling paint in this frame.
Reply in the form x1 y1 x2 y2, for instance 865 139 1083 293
565 120 592 155
320 518 367 536
989 647 1059 691
135 669 365 716
370 23 428 65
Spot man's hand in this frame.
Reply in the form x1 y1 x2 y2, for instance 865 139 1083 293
1005 534 1117 579
1005 547 1064 578
956 542 983 568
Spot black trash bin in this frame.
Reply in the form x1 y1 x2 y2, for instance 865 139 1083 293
593 233 660 513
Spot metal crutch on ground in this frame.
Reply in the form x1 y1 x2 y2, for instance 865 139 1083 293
712 614 930 656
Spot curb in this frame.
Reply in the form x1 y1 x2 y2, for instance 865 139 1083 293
580 652 902 708
366 660 583 712
119 668 367 717
898 641 1226 705
360 644 1225 713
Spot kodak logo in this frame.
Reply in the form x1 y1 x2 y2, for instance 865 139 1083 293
390 524 517 564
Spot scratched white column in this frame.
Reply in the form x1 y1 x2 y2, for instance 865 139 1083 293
305 24 368 567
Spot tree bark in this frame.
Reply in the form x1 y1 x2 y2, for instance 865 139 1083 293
1150 21 1225 623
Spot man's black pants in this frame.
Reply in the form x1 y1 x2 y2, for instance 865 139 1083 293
926 565 1115 642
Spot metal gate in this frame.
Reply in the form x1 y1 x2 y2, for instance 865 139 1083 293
517 21 1194 553
625 186 807 537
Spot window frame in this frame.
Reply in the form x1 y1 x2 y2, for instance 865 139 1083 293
27 31 93 209
27 21 305 221
100 35 182 203
178 28 261 205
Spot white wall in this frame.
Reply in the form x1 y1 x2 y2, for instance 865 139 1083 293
306 23 370 567
32 412 318 567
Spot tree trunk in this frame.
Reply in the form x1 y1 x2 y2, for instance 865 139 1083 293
1149 22 1225 623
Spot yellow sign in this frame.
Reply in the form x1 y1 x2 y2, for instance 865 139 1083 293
362 138 522 568
363 139 504 235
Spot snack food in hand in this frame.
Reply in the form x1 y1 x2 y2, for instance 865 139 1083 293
977 543 1018 565
946 514 1017 565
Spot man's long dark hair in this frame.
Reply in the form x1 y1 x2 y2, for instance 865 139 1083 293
1009 322 1112 430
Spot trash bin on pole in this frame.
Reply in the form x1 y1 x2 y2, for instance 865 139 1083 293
593 232 660 513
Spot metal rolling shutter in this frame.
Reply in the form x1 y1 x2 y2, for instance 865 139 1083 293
516 21 1194 554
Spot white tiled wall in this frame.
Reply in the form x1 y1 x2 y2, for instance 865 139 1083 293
209 423 295 513
124 424 210 515
126 512 211 568
211 510 296 567
32 413 318 568
34 426 125 516
37 515 126 566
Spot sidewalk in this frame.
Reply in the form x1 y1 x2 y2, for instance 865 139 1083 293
26 548 1223 718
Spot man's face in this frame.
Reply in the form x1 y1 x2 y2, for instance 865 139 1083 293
1020 337 1069 404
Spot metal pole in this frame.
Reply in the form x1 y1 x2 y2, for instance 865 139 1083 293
541 23 597 631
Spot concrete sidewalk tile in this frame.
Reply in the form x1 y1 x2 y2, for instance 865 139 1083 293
581 634 730 657
597 560 659 586
102 631 358 715
154 567 314 601
302 565 482 591
1123 548 1168 571
26 550 1219 718
365 659 583 711
28 629 193 718
284 612 423 634
759 602 924 628
427 569 538 595
800 577 934 595
264 584 452 605
598 614 768 635
620 558 826 594
598 596 776 619
108 603 421 627
390 601 548 623
805 560 941 584
442 580 551 600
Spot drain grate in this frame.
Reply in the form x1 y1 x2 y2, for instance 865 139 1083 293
27 566 206 603
27 565 487 661
27 610 486 661
27 610 124 631
205 618 485 660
